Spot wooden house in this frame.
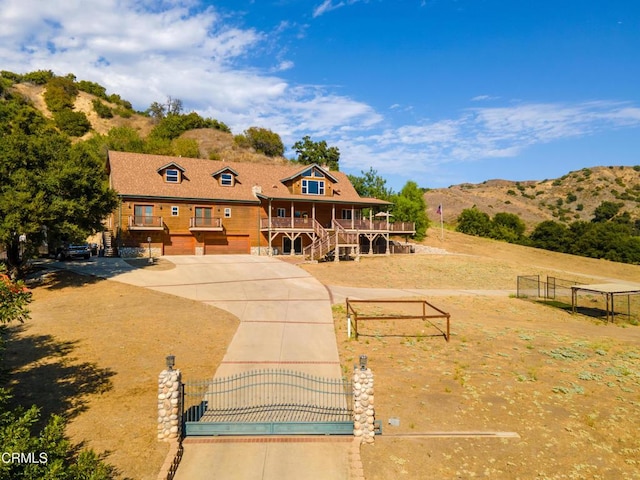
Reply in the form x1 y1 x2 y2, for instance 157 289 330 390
106 151 415 258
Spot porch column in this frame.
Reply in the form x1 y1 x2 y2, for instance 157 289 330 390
351 205 354 230
332 204 336 228
369 209 373 230
291 202 294 229
268 199 272 256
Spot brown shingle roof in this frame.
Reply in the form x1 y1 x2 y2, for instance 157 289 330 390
107 151 390 206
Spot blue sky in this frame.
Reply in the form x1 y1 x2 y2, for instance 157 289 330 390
1 0 639 190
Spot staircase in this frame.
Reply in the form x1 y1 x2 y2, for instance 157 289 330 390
304 220 334 261
303 220 359 261
103 231 117 257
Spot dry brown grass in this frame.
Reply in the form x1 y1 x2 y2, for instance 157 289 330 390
316 229 640 479
7 270 238 480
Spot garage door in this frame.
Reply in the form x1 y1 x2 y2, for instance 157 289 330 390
204 234 250 255
164 235 195 255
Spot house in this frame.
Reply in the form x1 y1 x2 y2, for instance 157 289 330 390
106 151 415 259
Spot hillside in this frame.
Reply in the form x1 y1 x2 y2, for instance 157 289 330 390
8 80 289 165
8 77 640 227
425 166 640 228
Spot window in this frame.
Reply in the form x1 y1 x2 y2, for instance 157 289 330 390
134 205 154 225
302 179 325 195
166 169 179 183
341 209 352 220
221 173 233 186
224 208 231 218
194 207 213 227
302 167 325 178
171 206 179 216
276 208 286 217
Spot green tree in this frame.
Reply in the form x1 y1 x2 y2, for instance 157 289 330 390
171 137 200 158
92 99 113 119
592 201 623 223
149 112 230 140
43 76 78 113
53 109 91 136
0 130 116 269
241 127 284 157
347 167 393 201
22 69 54 85
456 207 493 237
491 212 526 243
292 135 340 170
391 181 429 240
529 220 571 252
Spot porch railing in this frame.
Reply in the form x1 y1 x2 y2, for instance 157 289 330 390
128 215 164 229
333 219 415 232
261 217 314 230
189 217 223 229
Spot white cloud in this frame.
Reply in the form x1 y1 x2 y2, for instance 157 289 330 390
471 94 499 102
312 0 366 18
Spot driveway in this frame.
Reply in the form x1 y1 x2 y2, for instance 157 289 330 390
48 255 353 480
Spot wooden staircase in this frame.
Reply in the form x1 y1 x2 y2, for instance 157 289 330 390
303 220 359 261
304 220 334 261
103 230 117 257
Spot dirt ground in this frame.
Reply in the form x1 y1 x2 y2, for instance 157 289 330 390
5 228 639 479
301 229 640 479
5 269 238 480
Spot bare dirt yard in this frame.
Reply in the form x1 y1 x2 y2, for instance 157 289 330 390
301 229 640 479
4 268 238 480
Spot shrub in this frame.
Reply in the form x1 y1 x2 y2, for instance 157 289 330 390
43 77 78 112
77 80 108 99
22 69 55 85
92 99 113 118
242 127 284 157
53 109 91 136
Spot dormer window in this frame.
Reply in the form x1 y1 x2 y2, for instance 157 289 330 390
166 169 179 183
157 162 185 183
212 167 239 187
302 179 325 195
221 173 233 186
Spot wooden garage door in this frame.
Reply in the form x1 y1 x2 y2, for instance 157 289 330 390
204 234 250 255
164 235 195 255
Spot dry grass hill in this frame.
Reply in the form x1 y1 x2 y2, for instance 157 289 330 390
425 166 640 229
10 81 289 166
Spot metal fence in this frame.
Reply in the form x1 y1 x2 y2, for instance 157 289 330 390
183 369 353 427
517 275 580 303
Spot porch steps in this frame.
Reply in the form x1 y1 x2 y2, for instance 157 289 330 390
103 230 117 257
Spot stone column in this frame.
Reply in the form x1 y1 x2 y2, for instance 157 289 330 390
353 367 375 444
158 367 182 442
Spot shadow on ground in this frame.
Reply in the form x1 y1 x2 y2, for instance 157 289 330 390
1 324 115 430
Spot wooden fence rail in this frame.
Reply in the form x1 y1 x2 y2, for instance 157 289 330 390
346 298 450 342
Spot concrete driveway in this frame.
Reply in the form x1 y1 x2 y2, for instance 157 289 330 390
47 255 354 480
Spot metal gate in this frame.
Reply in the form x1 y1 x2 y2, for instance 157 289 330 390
182 369 353 436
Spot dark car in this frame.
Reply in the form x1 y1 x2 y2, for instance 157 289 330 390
55 244 91 260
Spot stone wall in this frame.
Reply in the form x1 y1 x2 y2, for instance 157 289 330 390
353 367 375 444
119 246 162 258
158 368 182 442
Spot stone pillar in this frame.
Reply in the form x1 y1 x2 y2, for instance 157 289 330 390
158 367 182 442
353 367 375 444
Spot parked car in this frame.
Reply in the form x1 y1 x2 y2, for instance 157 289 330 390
55 243 91 260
